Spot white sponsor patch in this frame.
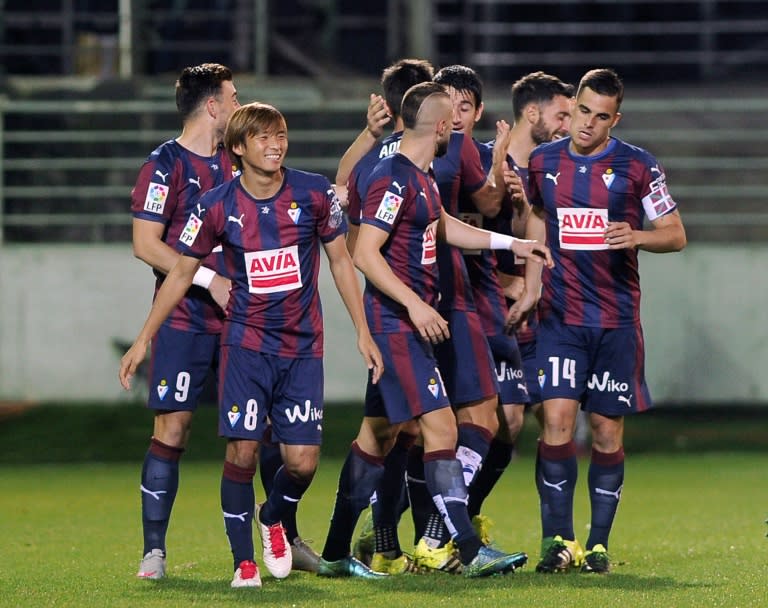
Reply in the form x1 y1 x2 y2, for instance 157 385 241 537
557 207 609 250
641 174 675 220
143 182 169 214
421 220 437 265
245 245 302 294
179 213 203 246
375 190 404 225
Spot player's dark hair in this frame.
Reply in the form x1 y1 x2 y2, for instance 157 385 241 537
511 71 574 120
401 82 448 130
577 68 624 109
381 58 435 121
433 64 483 106
224 102 286 158
175 62 233 121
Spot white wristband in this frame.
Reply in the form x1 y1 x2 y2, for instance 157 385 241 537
489 232 516 250
192 266 216 289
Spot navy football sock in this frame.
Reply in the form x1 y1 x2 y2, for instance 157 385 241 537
456 423 493 489
537 440 578 540
221 460 256 570
586 447 625 550
406 445 433 544
321 442 384 562
423 450 481 564
259 465 310 530
259 437 299 540
371 432 415 553
141 437 183 555
468 438 514 518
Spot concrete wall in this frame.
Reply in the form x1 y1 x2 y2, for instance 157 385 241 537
0 244 763 404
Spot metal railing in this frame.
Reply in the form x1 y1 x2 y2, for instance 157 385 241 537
2 88 767 244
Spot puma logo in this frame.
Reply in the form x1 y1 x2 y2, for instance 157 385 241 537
188 176 201 189
227 213 245 228
595 485 623 500
545 172 560 185
542 477 567 492
391 181 406 194
140 485 167 501
154 170 169 183
618 394 633 408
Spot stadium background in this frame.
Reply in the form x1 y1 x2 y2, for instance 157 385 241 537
1 0 766 407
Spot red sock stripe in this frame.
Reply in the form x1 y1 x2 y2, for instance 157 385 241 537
351 441 385 467
457 422 494 443
423 449 457 462
223 460 256 484
591 447 625 466
538 440 577 461
149 437 184 461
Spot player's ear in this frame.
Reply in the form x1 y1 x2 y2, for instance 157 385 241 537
206 96 218 119
611 112 622 128
475 101 484 123
524 102 538 125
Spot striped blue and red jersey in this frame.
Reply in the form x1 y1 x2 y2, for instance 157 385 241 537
176 168 347 358
457 139 509 338
432 131 487 312
131 140 237 333
481 145 538 343
347 131 403 226
360 153 442 334
529 136 678 328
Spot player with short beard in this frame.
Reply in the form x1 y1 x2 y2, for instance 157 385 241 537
508 68 686 574
129 62 239 581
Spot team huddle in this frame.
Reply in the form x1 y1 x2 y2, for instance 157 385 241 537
119 58 686 588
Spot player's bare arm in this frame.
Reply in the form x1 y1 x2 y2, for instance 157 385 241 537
323 235 384 384
335 94 389 185
506 206 547 328
119 255 202 390
604 210 686 253
353 223 450 345
133 217 231 309
439 209 553 266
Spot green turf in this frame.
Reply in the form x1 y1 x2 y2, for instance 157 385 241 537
1 404 767 606
2 455 767 606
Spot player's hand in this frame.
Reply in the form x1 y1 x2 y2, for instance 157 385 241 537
502 275 526 302
358 332 384 384
509 239 554 268
366 94 390 139
502 161 528 208
119 340 149 390
332 183 349 211
506 290 537 332
208 274 231 311
493 120 512 161
407 300 450 344
604 221 638 249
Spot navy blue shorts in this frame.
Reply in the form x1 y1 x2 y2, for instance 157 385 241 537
519 338 542 405
218 345 324 445
433 310 499 406
147 324 219 411
535 315 652 415
487 333 530 406
366 332 451 424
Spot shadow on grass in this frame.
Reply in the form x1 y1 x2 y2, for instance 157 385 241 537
127 569 717 606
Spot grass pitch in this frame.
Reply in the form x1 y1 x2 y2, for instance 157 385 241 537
1 403 766 606
2 453 766 607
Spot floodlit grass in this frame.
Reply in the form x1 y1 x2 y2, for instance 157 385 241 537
2 453 766 607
